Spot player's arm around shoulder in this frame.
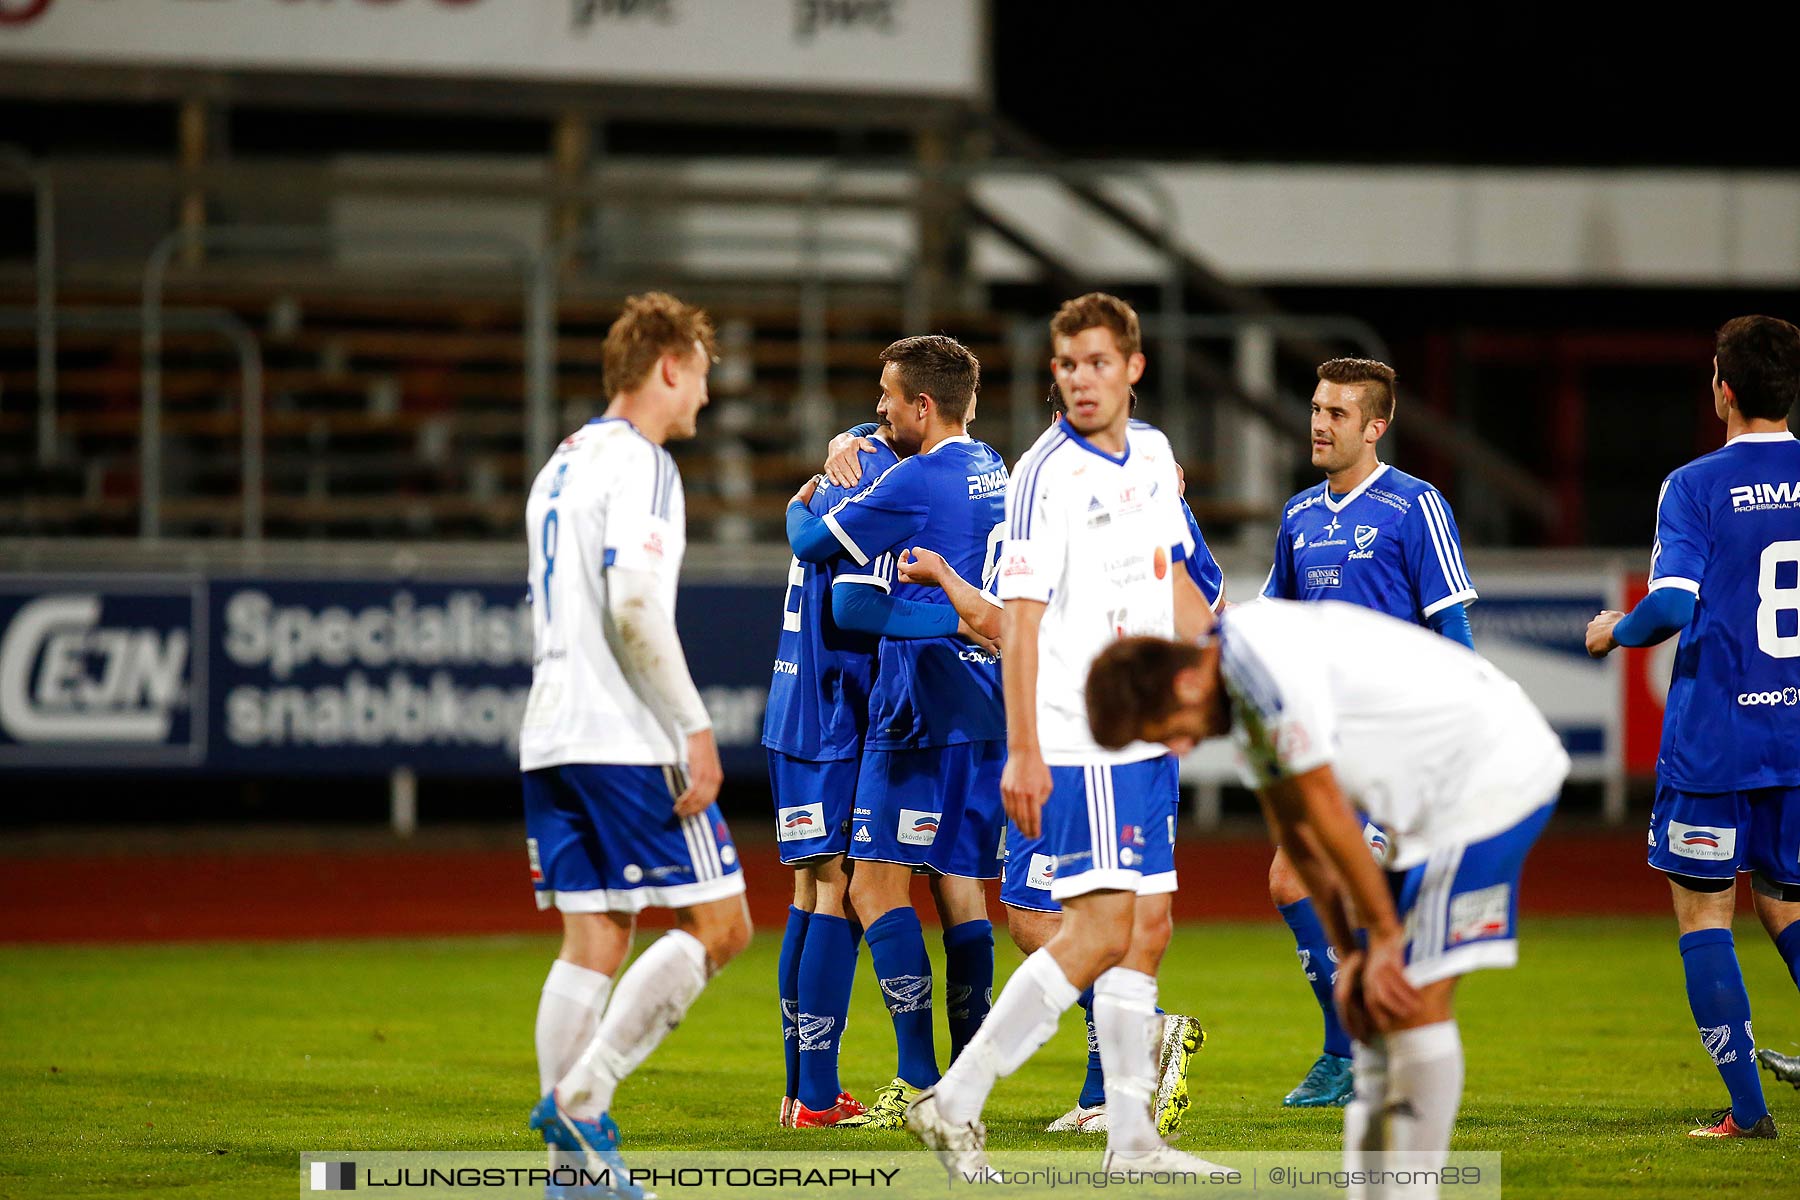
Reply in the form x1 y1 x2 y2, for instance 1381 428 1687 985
998 597 1052 835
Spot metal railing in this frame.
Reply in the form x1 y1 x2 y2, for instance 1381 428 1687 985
1 305 264 538
139 225 555 538
0 146 56 468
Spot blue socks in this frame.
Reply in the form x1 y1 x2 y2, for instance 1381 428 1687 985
1077 987 1105 1107
942 919 994 1065
1279 898 1352 1059
1776 920 1800 993
866 908 940 1087
796 913 861 1112
778 906 808 1100
1680 928 1768 1126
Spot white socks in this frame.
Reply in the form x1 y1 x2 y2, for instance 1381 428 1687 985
1344 1022 1463 1200
1384 1021 1463 1160
1343 1039 1389 1192
558 930 710 1120
535 960 612 1095
936 949 1081 1125
1093 967 1162 1153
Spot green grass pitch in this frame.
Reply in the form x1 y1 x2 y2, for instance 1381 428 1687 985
4 917 1798 1198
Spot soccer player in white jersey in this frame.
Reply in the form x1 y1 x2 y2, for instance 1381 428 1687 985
1586 315 1800 1138
518 294 752 1178
904 294 1220 1175
1088 605 1569 1196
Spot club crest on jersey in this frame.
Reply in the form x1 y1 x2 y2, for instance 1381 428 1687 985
897 809 941 846
777 803 826 842
1355 525 1379 551
880 974 932 1014
1669 820 1736 862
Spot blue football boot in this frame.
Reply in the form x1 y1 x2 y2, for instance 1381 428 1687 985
1282 1053 1354 1108
531 1094 647 1200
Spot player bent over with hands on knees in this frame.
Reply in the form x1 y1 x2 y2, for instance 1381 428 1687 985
1087 600 1568 1199
519 294 751 1198
1586 314 1800 1138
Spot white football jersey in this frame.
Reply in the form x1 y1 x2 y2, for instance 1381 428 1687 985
1219 599 1569 869
998 420 1195 765
519 417 688 770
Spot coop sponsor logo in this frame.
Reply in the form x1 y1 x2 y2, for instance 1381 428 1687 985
1736 687 1798 707
0 585 201 761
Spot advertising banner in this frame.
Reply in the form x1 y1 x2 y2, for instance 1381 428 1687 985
0 574 783 779
0 0 984 98
1467 569 1618 780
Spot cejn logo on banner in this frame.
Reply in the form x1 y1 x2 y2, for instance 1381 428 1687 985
0 582 204 765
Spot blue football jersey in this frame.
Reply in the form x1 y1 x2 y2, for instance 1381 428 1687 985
1262 464 1476 624
761 437 902 761
1649 432 1800 791
821 434 1008 750
1181 498 1226 608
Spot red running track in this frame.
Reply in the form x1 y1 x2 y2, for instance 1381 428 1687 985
0 829 1690 945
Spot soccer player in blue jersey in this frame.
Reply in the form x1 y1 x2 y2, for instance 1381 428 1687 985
763 404 910 1128
1586 315 1800 1139
785 335 1009 1129
1262 357 1478 1109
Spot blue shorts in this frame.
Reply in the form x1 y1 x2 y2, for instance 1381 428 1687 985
768 750 857 865
1000 822 1060 913
1647 782 1800 888
522 763 746 914
850 742 1005 879
1387 801 1556 987
1037 756 1180 902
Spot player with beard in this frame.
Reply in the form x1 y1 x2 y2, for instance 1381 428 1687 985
1261 358 1478 1109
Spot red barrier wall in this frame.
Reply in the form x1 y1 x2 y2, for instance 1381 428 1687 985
0 826 1686 944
